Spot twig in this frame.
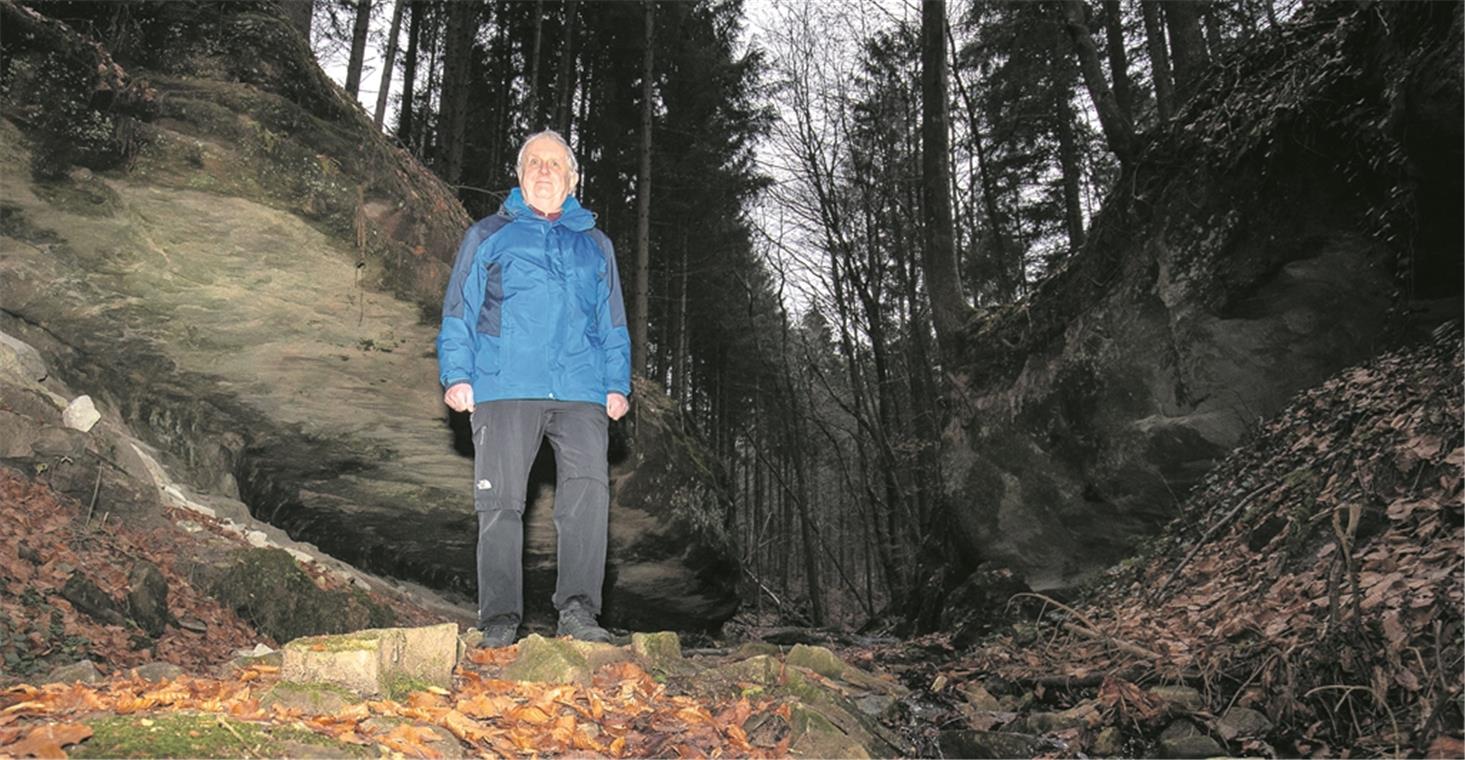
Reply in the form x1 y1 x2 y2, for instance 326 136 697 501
85 462 103 528
1153 482 1271 600
215 716 258 758
1304 684 1401 758
1060 622 1164 661
1010 593 1163 661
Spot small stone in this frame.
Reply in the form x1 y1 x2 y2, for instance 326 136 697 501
853 693 896 719
176 520 205 534
240 643 276 658
503 634 592 685
938 729 1045 759
959 682 1002 711
1218 706 1273 740
61 571 125 626
245 530 270 548
177 617 209 633
1158 719 1225 758
17 542 42 564
129 662 184 681
1150 684 1206 713
1023 700 1101 733
1093 725 1124 756
786 644 847 679
61 395 100 432
44 659 101 685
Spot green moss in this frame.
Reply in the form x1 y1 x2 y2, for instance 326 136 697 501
71 712 365 758
209 548 394 643
33 177 122 217
383 673 436 702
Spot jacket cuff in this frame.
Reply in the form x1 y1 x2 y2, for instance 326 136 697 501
443 377 470 388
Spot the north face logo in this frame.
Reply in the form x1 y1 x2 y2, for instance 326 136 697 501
477 479 492 490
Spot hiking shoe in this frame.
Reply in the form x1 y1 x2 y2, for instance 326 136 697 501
556 604 611 643
479 619 519 649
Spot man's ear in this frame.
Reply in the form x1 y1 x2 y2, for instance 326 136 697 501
569 171 580 192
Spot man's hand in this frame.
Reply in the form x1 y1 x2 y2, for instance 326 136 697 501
444 382 475 413
606 392 629 421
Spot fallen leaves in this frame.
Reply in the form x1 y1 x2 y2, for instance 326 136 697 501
0 722 92 759
949 326 1464 755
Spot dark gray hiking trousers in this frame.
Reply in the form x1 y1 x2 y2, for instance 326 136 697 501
470 399 609 628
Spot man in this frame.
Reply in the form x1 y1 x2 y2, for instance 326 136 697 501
437 130 631 647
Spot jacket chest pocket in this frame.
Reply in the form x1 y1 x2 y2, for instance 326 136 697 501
569 250 605 309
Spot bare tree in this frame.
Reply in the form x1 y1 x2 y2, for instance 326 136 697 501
397 0 423 148
919 0 969 356
1102 0 1133 117
343 0 372 99
1141 1 1175 120
632 1 654 378
372 0 406 129
553 0 579 136
1164 0 1209 99
1061 0 1136 163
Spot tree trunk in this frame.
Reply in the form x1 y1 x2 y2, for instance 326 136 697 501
919 0 968 358
1102 0 1134 118
1053 85 1086 253
553 0 579 136
285 0 314 42
372 0 407 129
631 0 654 380
1141 0 1175 120
525 0 545 129
437 1 477 185
344 0 373 99
1164 0 1209 100
1060 0 1136 164
397 0 422 147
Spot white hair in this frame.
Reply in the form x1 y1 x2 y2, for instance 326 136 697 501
516 129 580 178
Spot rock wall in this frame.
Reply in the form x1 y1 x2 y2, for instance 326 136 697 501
0 1 737 629
942 3 1463 590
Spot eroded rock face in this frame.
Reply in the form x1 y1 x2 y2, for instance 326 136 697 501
0 2 736 630
941 3 1462 590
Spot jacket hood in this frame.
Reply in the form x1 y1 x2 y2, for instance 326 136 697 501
500 188 595 231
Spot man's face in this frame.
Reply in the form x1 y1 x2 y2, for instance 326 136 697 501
518 136 576 214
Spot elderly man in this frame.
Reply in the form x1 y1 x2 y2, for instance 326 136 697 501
437 130 631 647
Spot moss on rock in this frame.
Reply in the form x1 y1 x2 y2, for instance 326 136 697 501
208 547 393 643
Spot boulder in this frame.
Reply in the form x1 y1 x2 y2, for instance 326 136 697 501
128 662 184 681
280 622 459 698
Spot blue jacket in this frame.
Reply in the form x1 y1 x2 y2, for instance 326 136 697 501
437 189 632 405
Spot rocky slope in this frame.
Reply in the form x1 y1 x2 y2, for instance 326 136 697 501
0 0 736 630
940 2 1462 591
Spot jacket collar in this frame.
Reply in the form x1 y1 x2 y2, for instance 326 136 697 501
501 188 595 231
